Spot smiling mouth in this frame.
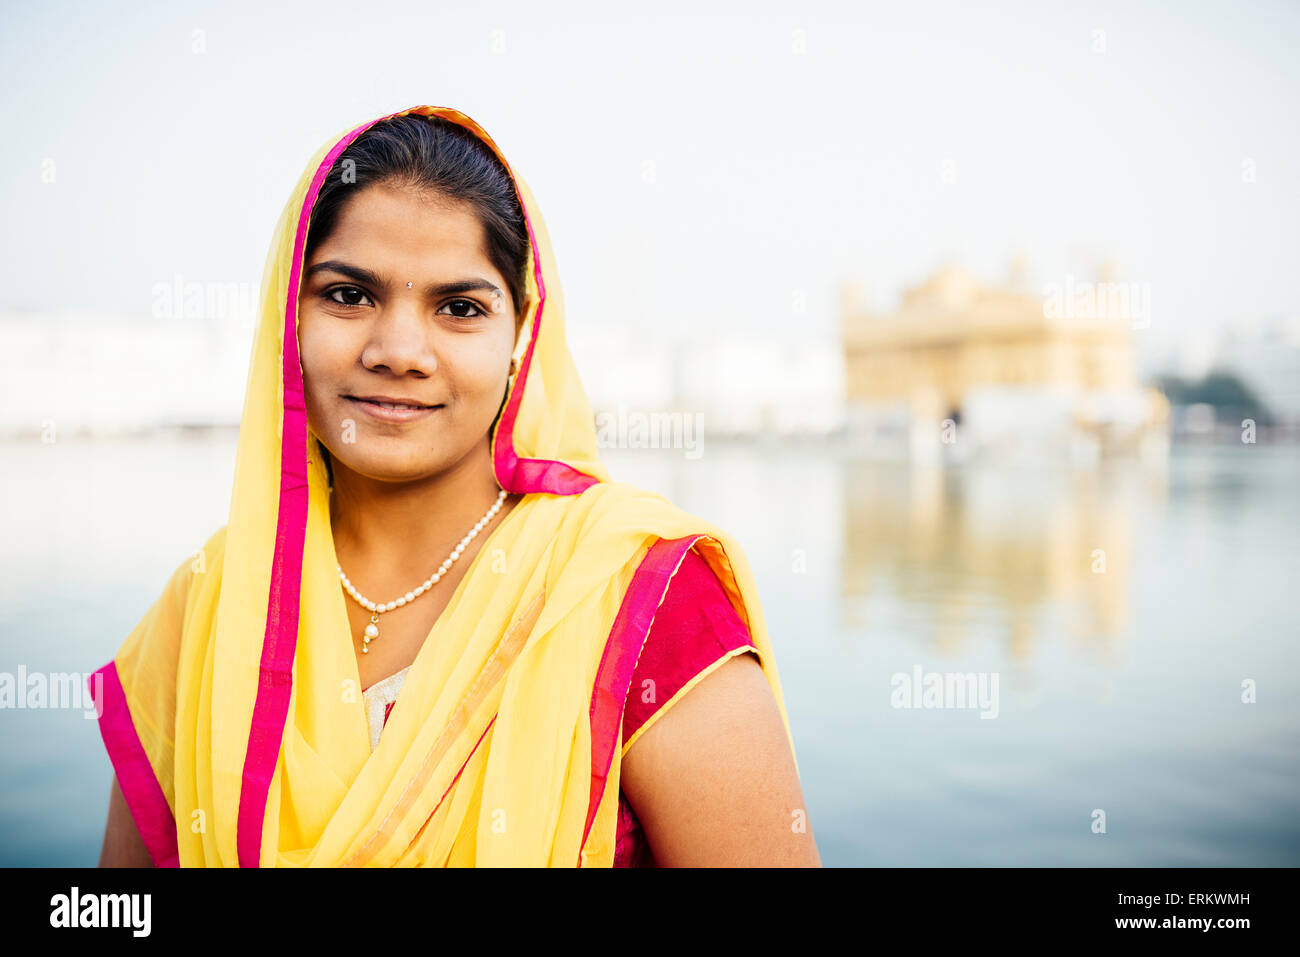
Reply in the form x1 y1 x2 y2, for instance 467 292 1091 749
344 396 443 411
343 396 445 422
351 397 436 408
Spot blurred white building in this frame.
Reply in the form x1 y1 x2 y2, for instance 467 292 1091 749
572 332 844 438
0 311 253 436
0 310 845 439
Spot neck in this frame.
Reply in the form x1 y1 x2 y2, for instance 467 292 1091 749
328 437 511 584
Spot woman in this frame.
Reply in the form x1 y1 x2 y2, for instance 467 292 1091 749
89 105 819 867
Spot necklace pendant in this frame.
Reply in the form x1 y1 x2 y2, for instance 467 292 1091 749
362 613 380 653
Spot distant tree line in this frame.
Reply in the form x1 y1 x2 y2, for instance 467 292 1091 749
1154 369 1275 426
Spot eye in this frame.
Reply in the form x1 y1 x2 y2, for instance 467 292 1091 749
440 298 486 320
324 285 374 308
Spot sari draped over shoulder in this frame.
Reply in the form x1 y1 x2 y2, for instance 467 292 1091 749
87 105 798 867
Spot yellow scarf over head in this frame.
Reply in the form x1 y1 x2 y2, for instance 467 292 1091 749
88 105 797 867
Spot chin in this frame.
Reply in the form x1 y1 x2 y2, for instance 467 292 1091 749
324 444 445 483
360 455 445 483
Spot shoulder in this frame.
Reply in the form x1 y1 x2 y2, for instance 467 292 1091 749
112 526 226 680
153 525 227 622
620 545 763 756
626 649 776 775
174 525 227 589
197 525 229 568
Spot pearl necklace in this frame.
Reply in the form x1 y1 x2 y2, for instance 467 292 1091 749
337 488 508 653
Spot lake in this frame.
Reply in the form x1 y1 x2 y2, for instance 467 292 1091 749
1 431 1296 865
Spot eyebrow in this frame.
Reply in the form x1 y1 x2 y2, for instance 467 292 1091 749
304 260 504 299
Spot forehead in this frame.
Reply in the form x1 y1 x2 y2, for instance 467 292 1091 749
316 183 492 268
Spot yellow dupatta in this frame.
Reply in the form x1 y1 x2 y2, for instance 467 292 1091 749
88 105 798 867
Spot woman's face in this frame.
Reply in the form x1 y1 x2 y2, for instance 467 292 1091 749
298 183 519 485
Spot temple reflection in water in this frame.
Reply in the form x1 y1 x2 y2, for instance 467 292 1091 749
839 445 1170 673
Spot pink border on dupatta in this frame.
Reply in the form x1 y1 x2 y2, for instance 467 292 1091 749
236 114 385 867
87 662 180 868
578 534 705 866
237 107 605 867
488 203 601 497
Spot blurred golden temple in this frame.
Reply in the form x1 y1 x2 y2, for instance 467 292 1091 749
840 258 1170 464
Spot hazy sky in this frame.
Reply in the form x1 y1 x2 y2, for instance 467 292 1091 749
3 0 1296 366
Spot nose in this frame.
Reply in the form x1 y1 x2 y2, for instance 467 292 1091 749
360 301 437 376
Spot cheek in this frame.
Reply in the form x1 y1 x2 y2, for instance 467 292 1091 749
443 339 511 398
296 309 320 376
297 315 347 383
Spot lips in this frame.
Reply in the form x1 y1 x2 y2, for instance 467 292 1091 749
359 400 432 411
346 395 441 410
344 395 444 423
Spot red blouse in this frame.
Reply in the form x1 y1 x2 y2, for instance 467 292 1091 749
365 546 759 867
611 546 760 867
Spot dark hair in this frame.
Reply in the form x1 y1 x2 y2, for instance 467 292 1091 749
304 113 530 317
